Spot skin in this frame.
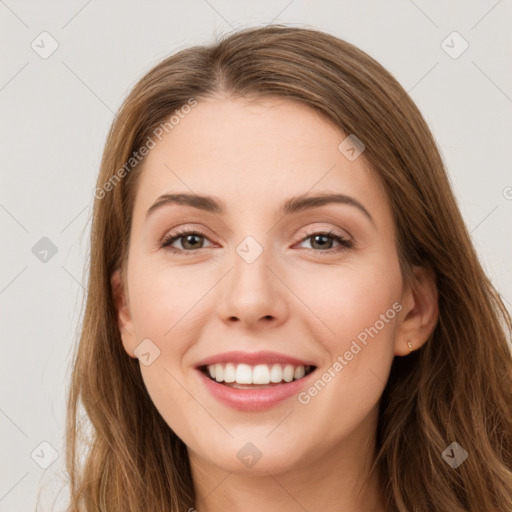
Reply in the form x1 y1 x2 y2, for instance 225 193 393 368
113 95 438 512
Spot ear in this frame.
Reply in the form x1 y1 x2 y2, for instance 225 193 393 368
395 265 439 356
111 269 137 358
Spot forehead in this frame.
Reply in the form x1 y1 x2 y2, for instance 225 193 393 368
132 96 388 221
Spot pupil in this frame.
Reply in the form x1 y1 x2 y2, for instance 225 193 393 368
313 234 331 249
184 235 202 249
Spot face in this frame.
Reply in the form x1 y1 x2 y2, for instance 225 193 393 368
114 96 423 476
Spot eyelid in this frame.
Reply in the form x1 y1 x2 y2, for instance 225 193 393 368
298 225 352 242
159 224 207 242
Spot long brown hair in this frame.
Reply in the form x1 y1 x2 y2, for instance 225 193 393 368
65 25 512 511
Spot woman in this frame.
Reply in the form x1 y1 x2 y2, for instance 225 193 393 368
66 25 512 511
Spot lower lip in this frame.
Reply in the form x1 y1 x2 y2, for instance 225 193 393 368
196 368 316 412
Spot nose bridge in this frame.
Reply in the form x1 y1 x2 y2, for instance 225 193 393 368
217 232 288 326
230 233 275 302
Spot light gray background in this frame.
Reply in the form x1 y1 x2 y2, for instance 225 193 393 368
1 1 511 510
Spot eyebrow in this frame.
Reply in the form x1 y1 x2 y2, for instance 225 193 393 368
146 192 374 224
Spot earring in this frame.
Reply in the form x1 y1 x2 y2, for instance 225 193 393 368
407 342 413 352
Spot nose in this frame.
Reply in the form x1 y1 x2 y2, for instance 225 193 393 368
217 243 289 330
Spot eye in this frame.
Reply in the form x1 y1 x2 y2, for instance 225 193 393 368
297 229 353 254
160 227 353 256
161 228 213 254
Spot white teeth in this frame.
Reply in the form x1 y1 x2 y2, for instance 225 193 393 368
252 364 270 384
204 362 311 385
294 366 305 380
270 363 283 383
282 364 295 383
215 363 224 382
235 363 252 384
224 363 236 383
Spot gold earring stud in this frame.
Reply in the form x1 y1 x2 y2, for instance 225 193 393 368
407 342 413 352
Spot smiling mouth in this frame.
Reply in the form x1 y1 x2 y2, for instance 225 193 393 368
199 363 316 388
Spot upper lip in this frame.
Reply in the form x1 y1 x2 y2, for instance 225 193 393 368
195 350 317 368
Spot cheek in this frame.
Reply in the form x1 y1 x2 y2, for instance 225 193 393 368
296 258 400 393
128 259 212 342
291 273 399 449
128 259 210 438
297 257 401 340
138 361 206 451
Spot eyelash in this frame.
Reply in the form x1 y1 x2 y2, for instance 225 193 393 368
160 227 353 256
